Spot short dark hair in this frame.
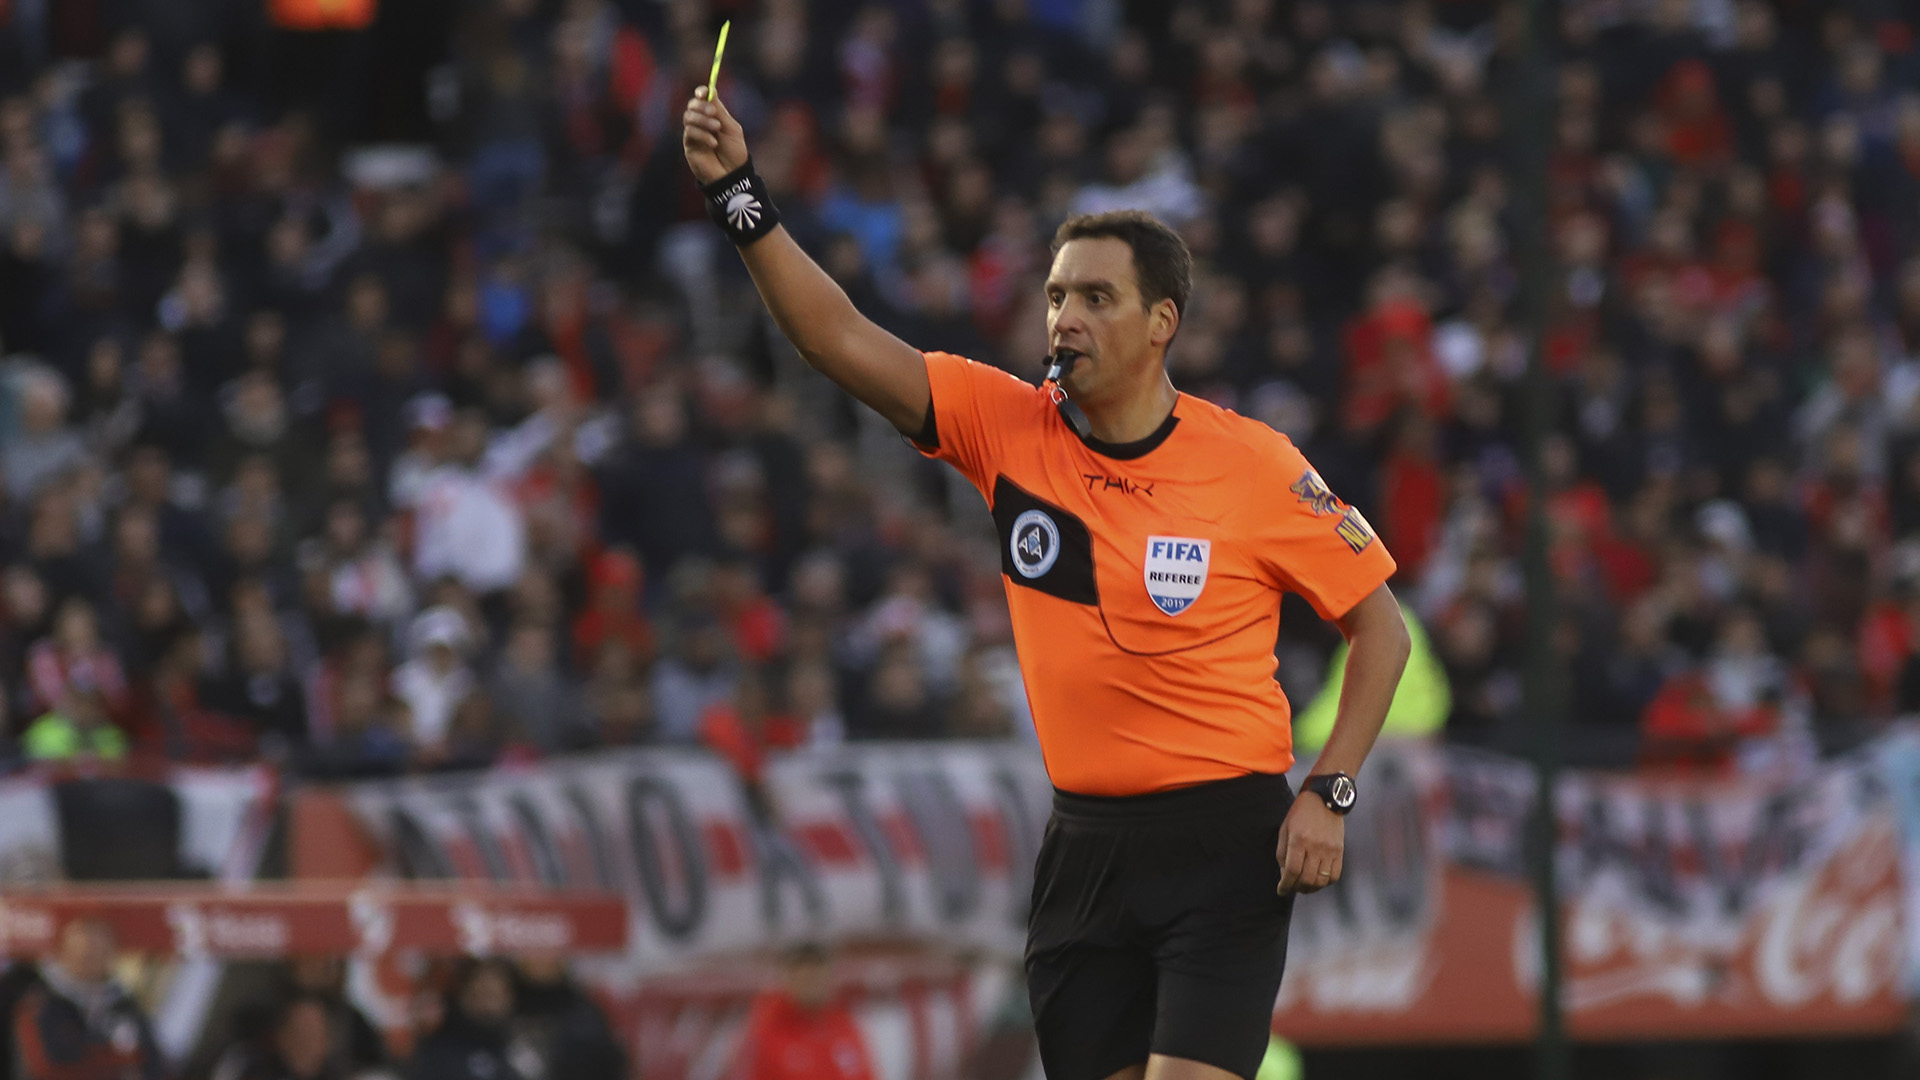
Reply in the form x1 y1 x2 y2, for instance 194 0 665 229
1050 210 1193 323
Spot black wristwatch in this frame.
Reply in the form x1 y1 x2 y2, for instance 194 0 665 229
1303 773 1358 815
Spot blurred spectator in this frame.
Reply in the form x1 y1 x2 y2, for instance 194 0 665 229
408 960 539 1080
728 943 874 1080
784 661 846 747
27 599 128 724
652 612 735 743
3 367 85 503
429 693 502 772
304 499 412 631
213 994 344 1080
12 919 161 1080
569 549 653 674
304 670 411 779
1292 604 1451 754
848 640 945 740
595 387 716 580
391 606 474 754
511 956 622 1080
400 410 526 598
845 563 965 698
1641 607 1814 775
1070 112 1206 227
227 958 389 1080
0 960 43 1080
489 619 590 753
700 665 805 792
128 623 255 763
21 607 130 761
204 614 309 756
947 645 1017 738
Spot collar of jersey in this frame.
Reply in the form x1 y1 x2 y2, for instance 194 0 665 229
1057 397 1182 461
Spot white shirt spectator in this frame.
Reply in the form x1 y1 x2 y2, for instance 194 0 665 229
391 607 475 749
3 365 86 500
651 658 733 743
329 544 414 626
1071 147 1206 227
408 464 527 594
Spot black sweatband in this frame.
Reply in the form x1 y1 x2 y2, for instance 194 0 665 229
700 159 781 246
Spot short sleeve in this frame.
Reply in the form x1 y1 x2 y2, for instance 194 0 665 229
912 351 1042 497
1251 433 1398 621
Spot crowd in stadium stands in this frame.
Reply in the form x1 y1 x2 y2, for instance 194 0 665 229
0 917 626 1080
1 0 1919 781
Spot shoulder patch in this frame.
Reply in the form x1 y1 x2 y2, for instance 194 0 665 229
1290 469 1342 517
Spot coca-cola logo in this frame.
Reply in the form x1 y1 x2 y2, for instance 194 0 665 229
1521 820 1902 1014
1752 823 1901 1008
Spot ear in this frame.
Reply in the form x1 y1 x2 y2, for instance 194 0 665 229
1148 299 1180 349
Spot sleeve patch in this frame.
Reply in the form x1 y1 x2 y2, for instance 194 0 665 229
1289 469 1342 517
1335 507 1376 553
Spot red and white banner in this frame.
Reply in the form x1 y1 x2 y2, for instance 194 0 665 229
337 744 1052 980
330 744 1051 1077
1274 744 1906 1042
309 737 1913 1070
0 765 275 886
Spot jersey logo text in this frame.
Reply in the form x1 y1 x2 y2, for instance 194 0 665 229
1336 508 1376 553
1010 509 1062 579
1143 536 1211 616
1082 474 1155 497
1290 469 1342 517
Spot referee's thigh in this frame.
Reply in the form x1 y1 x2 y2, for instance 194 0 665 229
1026 939 1157 1080
1026 778 1296 1080
1025 820 1156 1080
1148 893 1295 1079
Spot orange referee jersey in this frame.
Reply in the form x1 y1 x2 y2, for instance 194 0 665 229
915 351 1397 795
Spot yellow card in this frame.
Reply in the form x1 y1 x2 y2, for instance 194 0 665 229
708 20 730 102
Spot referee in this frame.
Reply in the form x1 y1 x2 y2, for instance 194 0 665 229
685 90 1410 1080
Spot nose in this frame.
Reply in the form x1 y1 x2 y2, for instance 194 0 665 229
1050 296 1088 344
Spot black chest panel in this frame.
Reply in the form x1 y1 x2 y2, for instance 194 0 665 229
992 476 1099 606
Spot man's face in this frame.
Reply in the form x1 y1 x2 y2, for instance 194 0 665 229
460 965 514 1024
57 921 115 984
1044 237 1176 407
277 1002 332 1079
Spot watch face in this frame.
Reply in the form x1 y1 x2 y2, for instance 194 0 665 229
1328 775 1356 809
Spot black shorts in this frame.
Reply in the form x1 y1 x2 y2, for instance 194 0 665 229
1025 771 1296 1080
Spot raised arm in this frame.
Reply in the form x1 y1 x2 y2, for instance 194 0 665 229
683 89 930 435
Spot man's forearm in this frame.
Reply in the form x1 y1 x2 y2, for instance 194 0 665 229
1311 607 1411 778
737 226 864 366
732 226 927 432
686 93 927 431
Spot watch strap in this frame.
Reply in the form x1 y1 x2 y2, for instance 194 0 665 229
1304 772 1357 815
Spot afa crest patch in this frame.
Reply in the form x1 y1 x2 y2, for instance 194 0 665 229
1010 509 1061 579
